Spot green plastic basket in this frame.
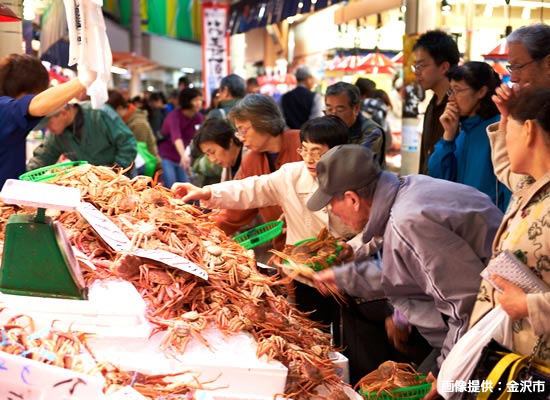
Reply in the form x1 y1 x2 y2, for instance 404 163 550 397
285 237 342 271
359 377 431 400
19 161 88 183
233 220 284 250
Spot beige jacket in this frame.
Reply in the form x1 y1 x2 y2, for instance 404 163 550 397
202 161 348 245
487 122 528 191
470 169 550 360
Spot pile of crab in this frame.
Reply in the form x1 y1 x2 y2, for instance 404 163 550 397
0 164 352 399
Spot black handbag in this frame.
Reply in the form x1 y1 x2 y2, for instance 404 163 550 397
463 338 550 400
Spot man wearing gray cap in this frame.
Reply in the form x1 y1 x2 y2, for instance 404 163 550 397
307 144 503 379
280 65 323 129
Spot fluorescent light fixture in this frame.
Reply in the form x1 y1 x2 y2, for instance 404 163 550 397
483 5 493 17
521 7 531 20
111 65 128 75
23 0 35 20
180 67 195 73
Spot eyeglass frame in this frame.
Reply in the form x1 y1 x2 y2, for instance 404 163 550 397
411 63 435 73
505 59 539 73
446 87 471 97
296 146 324 161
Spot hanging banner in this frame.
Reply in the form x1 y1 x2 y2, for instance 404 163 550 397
201 2 230 107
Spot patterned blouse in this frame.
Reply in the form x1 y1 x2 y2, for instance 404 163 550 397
470 171 550 361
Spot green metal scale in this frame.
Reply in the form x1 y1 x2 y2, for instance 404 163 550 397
0 179 87 300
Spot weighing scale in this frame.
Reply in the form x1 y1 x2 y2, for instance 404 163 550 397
0 179 87 300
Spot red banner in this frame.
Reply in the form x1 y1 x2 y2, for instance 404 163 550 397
201 2 230 108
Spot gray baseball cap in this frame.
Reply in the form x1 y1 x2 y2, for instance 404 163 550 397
307 144 381 211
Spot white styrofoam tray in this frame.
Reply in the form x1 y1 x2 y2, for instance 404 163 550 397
0 279 151 338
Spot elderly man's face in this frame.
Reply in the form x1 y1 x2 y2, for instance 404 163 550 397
507 42 550 89
328 192 370 232
45 109 71 134
324 93 359 128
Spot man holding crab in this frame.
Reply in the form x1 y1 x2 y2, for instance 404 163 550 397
308 144 503 387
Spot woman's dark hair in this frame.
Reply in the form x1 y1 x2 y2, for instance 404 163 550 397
446 61 501 120
106 89 128 110
0 54 49 97
228 93 285 136
300 115 349 148
178 87 202 109
508 87 550 134
193 118 242 154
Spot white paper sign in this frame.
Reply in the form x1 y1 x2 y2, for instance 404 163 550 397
134 249 208 281
105 386 147 399
77 202 132 252
0 350 104 400
77 203 207 280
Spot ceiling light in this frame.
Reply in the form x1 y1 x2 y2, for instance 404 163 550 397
441 0 451 16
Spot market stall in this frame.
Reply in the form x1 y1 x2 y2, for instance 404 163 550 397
0 164 357 399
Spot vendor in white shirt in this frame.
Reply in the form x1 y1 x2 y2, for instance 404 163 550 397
172 115 351 244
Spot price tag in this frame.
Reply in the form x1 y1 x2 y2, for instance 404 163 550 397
133 249 208 280
77 202 132 252
0 350 104 400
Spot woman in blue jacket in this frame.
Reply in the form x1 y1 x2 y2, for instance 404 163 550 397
428 61 511 212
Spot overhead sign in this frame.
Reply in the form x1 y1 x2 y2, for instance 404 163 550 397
201 2 230 108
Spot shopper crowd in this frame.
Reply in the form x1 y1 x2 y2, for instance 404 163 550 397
1 21 549 400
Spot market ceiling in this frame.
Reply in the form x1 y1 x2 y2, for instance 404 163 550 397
229 0 346 34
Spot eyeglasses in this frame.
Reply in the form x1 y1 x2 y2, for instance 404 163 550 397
446 87 471 97
235 125 251 139
297 146 324 161
411 63 434 73
323 106 351 116
505 59 538 73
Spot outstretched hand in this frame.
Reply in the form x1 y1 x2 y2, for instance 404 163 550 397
422 372 439 400
312 268 338 297
171 182 212 203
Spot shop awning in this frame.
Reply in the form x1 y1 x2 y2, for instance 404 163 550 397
482 38 508 60
358 52 396 75
491 62 509 77
112 52 158 72
229 0 345 35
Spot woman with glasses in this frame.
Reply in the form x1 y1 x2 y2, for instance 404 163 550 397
172 115 348 245
174 93 301 250
427 61 511 212
487 23 550 191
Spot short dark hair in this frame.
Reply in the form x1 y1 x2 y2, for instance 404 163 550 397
0 54 49 97
300 115 349 148
178 88 202 109
446 61 500 120
220 74 246 98
194 118 242 153
509 87 550 134
178 76 190 88
325 82 361 107
106 89 128 110
355 78 376 98
228 93 285 137
413 30 460 67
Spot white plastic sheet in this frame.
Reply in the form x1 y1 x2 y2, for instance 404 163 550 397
63 0 112 108
437 305 513 399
